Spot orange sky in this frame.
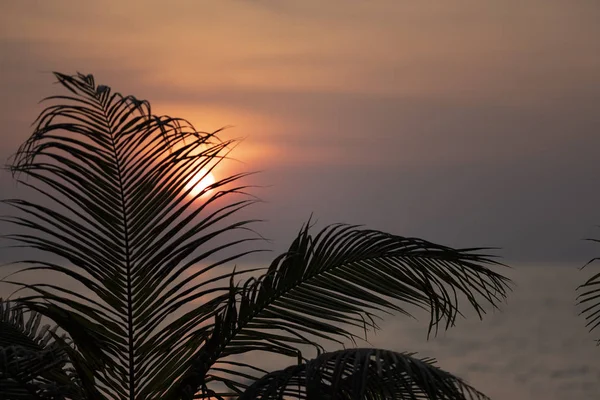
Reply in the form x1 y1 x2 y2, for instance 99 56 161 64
1 1 600 259
3 1 599 168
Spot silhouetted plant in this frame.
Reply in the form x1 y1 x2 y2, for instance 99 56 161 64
577 236 600 344
0 298 93 399
0 72 511 400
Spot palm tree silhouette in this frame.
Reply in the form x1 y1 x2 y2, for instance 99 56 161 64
0 72 511 400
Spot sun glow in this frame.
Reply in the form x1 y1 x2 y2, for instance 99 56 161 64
185 168 216 197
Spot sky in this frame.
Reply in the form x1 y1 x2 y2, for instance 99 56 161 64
2 1 600 264
2 1 600 263
1 1 600 399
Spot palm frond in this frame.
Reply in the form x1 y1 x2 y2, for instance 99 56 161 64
239 348 488 400
175 223 510 397
0 298 83 399
577 254 600 343
2 72 261 399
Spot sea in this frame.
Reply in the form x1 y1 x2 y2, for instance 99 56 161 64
1 263 598 399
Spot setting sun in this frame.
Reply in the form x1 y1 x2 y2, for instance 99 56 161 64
185 168 216 197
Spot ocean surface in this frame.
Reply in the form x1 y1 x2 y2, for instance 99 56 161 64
2 263 599 399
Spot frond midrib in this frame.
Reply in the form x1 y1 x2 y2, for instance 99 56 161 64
96 92 138 400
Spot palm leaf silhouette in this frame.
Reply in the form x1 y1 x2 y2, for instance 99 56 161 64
239 349 487 400
2 72 511 399
0 298 88 399
176 224 509 399
3 73 259 399
577 238 600 343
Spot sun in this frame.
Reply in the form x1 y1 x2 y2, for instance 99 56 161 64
185 168 216 197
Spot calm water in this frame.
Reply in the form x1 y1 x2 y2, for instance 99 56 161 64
2 263 598 399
